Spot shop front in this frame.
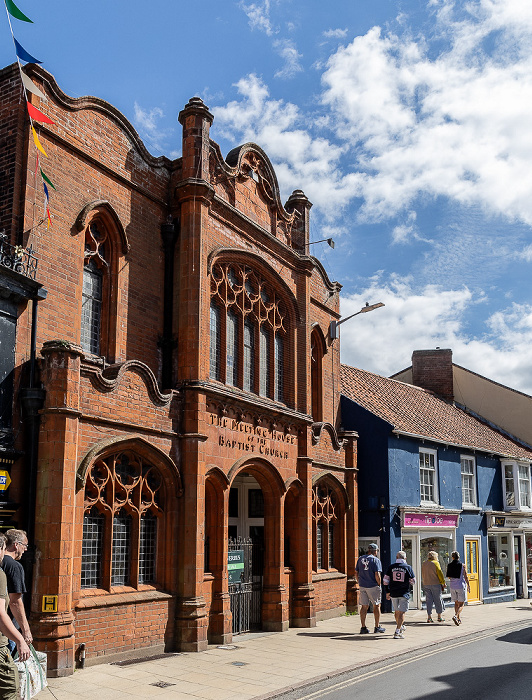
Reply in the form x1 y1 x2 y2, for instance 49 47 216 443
400 509 459 608
487 514 532 600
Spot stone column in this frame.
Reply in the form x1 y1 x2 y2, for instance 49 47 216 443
291 456 316 627
31 340 83 676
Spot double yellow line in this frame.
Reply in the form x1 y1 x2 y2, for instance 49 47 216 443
297 621 530 699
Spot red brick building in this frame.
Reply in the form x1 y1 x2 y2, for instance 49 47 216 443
0 62 358 676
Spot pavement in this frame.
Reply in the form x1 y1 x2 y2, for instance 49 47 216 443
40 599 532 700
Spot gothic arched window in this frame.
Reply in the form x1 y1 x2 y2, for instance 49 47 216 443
210 261 289 403
81 451 164 590
312 481 344 573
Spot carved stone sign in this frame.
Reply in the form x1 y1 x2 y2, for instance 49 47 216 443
209 413 296 460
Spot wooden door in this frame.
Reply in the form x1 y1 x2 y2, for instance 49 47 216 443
465 538 481 603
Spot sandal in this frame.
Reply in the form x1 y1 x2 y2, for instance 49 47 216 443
427 617 434 623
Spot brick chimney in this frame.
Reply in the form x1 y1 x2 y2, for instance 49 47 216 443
411 349 454 401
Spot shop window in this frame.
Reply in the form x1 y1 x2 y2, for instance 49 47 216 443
502 461 532 511
488 534 512 588
461 456 477 507
210 262 288 403
419 448 438 505
526 534 532 585
80 220 120 361
420 535 451 595
81 451 164 590
312 482 343 572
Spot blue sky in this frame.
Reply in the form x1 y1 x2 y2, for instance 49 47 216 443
4 0 532 393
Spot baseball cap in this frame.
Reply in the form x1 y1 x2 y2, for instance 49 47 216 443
368 543 378 551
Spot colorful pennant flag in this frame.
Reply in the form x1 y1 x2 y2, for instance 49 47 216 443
40 169 56 190
31 126 47 156
27 101 54 125
5 0 32 23
20 70 45 99
43 182 49 200
46 205 52 228
13 37 41 64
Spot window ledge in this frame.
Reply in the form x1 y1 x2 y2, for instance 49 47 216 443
312 571 346 582
488 586 514 594
76 588 172 610
462 506 482 512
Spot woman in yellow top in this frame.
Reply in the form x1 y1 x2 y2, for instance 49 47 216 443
421 551 446 622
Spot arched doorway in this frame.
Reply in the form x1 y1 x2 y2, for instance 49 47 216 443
228 473 264 633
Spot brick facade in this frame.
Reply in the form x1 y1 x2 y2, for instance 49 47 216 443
0 62 358 675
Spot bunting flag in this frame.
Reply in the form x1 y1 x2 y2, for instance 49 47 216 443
27 101 54 125
40 168 56 190
13 37 41 64
20 70 45 99
4 0 58 227
31 126 47 156
5 0 32 23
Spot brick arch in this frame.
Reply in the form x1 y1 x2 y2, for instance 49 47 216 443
74 199 130 254
227 456 286 499
207 247 301 325
311 472 349 511
76 435 182 496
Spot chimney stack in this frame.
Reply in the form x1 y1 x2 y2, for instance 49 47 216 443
411 348 454 401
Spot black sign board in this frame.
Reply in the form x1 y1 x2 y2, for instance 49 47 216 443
228 549 244 584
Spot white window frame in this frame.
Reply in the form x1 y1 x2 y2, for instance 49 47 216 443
502 460 532 511
419 447 439 505
461 455 477 508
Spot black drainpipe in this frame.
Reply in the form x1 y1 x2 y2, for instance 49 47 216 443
160 218 179 391
20 287 47 546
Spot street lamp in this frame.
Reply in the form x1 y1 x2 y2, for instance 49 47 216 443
329 301 385 340
307 238 335 252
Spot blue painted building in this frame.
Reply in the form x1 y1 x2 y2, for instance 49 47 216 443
341 353 532 608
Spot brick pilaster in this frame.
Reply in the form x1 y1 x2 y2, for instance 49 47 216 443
31 340 83 676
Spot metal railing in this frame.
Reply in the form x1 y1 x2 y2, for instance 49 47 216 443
0 231 38 280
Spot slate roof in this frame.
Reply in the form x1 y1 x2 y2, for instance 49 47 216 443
341 364 532 461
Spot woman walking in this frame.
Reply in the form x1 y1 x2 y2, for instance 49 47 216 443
421 551 446 622
446 550 470 625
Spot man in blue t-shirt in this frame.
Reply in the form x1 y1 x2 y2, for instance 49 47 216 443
355 544 385 634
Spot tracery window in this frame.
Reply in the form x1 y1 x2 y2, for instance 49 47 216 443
312 482 342 572
81 222 109 356
209 261 288 403
81 451 164 590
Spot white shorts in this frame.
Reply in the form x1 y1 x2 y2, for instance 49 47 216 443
391 596 409 613
359 586 382 606
450 588 467 603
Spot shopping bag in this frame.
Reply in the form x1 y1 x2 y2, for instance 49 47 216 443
14 644 47 699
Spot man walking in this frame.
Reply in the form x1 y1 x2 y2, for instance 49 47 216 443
1 530 32 650
383 550 416 639
355 543 386 634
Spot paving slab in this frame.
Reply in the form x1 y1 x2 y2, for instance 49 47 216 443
41 600 532 700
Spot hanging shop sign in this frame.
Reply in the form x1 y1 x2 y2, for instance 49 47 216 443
0 471 11 491
403 512 459 528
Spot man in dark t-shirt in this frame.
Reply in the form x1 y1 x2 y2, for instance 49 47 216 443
1 530 32 650
383 550 416 639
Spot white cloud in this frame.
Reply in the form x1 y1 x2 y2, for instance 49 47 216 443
273 39 303 78
133 102 173 155
240 1 274 36
218 1 532 237
320 0 532 225
213 75 357 213
339 275 532 395
322 28 348 39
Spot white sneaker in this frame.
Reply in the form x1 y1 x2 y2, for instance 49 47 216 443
400 625 405 632
393 631 404 639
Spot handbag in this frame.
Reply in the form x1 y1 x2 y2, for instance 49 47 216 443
13 644 48 700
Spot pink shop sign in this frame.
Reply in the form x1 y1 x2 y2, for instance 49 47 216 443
403 512 459 528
